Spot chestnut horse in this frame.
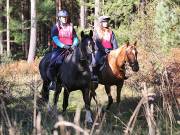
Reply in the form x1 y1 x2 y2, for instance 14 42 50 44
91 41 139 109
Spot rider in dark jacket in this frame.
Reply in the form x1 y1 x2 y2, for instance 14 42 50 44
47 10 79 90
92 16 118 82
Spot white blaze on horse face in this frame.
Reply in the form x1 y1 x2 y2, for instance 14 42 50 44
132 50 136 56
88 41 91 51
85 109 93 123
132 49 137 60
91 53 96 66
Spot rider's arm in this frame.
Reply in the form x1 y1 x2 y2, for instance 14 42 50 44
72 29 79 47
51 25 65 48
111 32 118 49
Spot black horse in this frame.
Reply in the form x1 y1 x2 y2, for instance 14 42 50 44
39 30 95 124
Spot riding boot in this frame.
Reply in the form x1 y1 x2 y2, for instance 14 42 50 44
47 49 63 91
47 58 57 91
47 67 57 91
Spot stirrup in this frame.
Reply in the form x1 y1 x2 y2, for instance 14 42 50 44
91 75 98 83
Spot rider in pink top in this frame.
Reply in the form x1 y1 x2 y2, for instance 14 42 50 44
92 16 118 82
47 10 79 90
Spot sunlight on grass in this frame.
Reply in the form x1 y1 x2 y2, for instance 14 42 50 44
1 59 180 134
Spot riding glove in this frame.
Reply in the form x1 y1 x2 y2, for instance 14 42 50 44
63 45 71 49
71 46 77 50
105 48 110 54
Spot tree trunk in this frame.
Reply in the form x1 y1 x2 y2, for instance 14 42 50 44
21 0 25 58
0 3 3 55
27 0 37 63
80 0 86 28
94 0 100 29
56 0 61 18
6 0 10 57
0 32 3 55
25 0 30 59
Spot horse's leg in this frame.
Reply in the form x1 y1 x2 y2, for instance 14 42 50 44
82 88 93 127
105 85 113 110
41 80 51 110
41 81 49 101
90 83 98 106
62 89 69 112
90 89 98 113
116 81 124 103
53 82 62 113
91 91 98 105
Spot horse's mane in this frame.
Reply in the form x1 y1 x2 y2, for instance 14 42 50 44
110 44 126 58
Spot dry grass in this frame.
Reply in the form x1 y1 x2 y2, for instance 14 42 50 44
0 59 40 78
0 45 180 135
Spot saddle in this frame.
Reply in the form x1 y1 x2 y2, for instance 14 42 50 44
55 49 73 66
99 56 107 71
94 55 107 74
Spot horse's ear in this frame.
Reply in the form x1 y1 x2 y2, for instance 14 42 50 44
89 30 93 38
81 31 85 38
126 41 130 47
134 41 137 46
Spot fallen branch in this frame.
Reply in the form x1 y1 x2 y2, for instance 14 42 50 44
54 120 89 135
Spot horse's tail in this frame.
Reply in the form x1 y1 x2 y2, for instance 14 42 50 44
39 52 51 81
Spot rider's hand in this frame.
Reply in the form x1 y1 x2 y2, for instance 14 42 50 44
63 45 71 49
105 48 110 54
71 46 77 50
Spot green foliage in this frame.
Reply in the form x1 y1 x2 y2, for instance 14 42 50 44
0 23 2 31
37 0 55 22
12 31 26 44
0 54 13 64
155 0 180 51
113 26 131 46
102 0 139 27
9 19 26 44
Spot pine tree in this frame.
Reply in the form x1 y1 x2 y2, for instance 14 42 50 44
155 0 180 51
27 0 37 63
6 0 10 57
0 0 3 55
94 0 100 29
80 0 86 28
56 0 61 17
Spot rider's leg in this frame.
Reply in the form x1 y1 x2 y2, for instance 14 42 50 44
47 49 61 90
90 51 102 83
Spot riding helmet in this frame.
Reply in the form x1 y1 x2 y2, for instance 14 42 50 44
58 10 69 17
99 15 110 23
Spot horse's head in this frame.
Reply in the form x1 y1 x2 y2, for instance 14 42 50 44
125 41 139 72
80 30 95 63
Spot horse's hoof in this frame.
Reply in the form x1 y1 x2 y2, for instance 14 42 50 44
86 122 93 129
106 105 111 110
101 107 107 113
52 108 58 114
47 106 52 112
117 112 122 117
61 110 67 115
116 100 120 103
